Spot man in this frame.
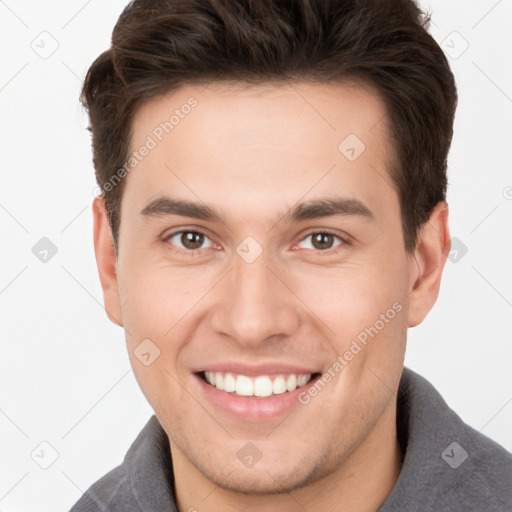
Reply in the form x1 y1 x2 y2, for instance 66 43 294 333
70 0 512 510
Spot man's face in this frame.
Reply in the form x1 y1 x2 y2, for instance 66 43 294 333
97 81 427 493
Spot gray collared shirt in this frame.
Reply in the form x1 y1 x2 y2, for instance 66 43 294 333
69 367 512 511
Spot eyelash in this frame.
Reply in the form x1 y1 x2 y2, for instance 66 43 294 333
294 231 349 254
162 229 351 256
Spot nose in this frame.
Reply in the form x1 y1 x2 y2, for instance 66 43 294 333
209 252 301 347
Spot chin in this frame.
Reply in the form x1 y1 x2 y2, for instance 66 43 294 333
195 450 334 496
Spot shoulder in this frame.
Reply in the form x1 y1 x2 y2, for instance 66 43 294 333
68 463 138 512
68 415 172 512
396 367 512 511
451 417 512 509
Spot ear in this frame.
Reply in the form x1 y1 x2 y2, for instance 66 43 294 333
92 197 124 327
407 201 451 327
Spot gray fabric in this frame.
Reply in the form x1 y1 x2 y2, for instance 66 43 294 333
69 367 512 511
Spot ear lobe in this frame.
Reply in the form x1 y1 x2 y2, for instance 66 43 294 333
92 197 124 327
407 201 451 327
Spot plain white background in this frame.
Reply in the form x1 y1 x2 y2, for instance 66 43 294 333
0 1 511 511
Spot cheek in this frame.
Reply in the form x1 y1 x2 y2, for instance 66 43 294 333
117 258 211 341
286 250 409 370
293 261 406 332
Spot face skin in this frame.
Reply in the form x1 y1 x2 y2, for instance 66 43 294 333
93 81 450 512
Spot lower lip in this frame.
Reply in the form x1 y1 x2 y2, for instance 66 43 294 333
195 373 320 422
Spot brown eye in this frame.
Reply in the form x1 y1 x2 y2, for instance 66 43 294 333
312 233 334 250
299 232 344 251
181 232 204 249
168 231 210 250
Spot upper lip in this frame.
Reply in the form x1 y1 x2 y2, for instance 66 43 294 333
193 362 320 377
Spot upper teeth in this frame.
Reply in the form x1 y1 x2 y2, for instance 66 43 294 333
204 371 313 397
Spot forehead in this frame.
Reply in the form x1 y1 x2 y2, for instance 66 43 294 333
124 80 398 223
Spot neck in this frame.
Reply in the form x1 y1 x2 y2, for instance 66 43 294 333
171 400 403 512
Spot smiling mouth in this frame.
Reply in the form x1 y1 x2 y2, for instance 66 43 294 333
198 371 321 398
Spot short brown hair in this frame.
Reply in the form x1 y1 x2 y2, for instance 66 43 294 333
81 0 457 253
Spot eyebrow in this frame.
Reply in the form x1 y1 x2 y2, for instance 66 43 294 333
140 196 374 223
287 198 374 222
